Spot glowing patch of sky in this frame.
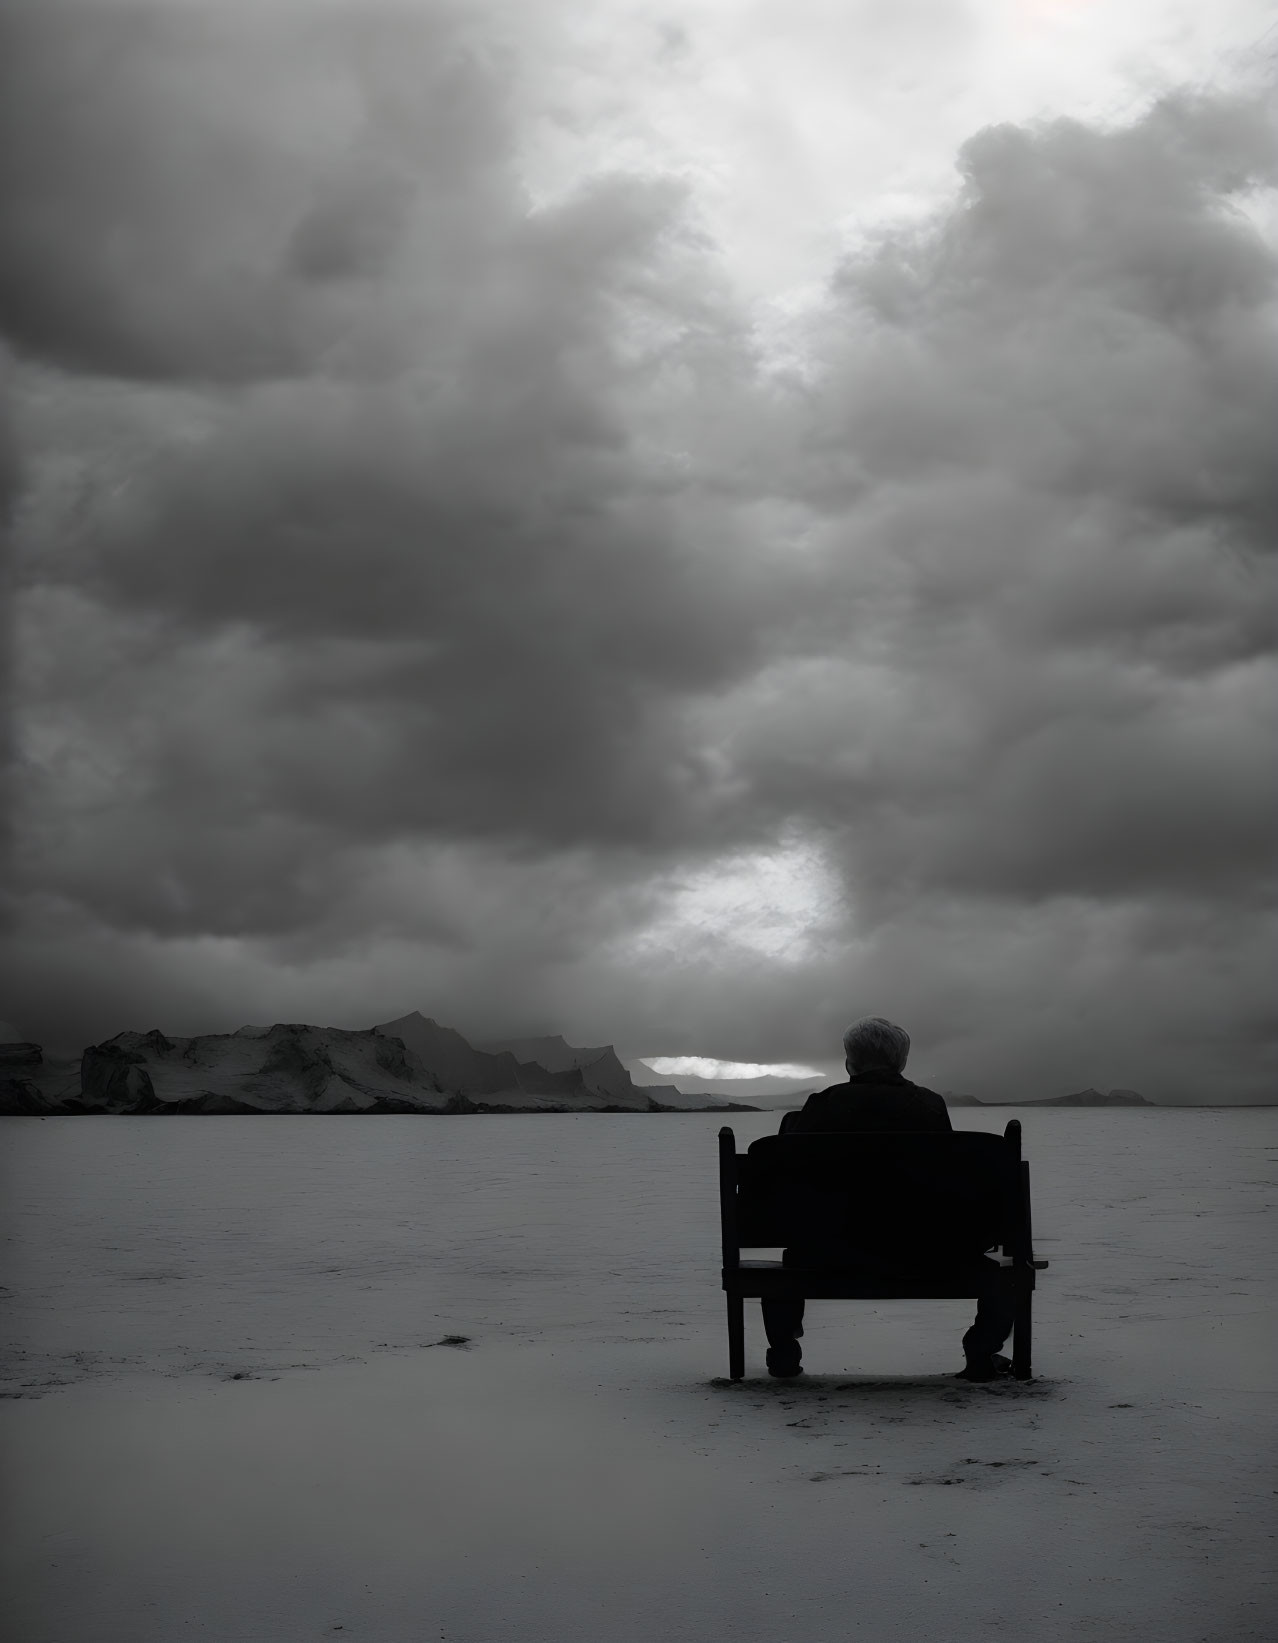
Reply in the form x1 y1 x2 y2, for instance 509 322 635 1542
518 0 1277 337
642 1056 825 1079
621 834 844 963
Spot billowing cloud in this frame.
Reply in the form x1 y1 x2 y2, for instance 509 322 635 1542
0 0 533 380
3 1 1276 1102
730 91 1278 921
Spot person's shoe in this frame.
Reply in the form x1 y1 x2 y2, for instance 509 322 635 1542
953 1353 1013 1383
766 1347 804 1378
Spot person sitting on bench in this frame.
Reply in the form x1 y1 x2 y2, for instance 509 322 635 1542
762 1016 1017 1382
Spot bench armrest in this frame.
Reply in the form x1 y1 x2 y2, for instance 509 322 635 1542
718 1127 740 1270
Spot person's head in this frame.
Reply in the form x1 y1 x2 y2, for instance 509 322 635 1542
842 1017 911 1077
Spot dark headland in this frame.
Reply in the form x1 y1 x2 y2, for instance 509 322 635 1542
0 1017 762 1117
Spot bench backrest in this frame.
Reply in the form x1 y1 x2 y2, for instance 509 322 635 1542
729 1129 1021 1261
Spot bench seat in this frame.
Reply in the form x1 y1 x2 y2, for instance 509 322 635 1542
729 1257 1035 1303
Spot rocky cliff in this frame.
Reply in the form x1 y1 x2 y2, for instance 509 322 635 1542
76 1024 450 1114
479 1034 644 1102
372 1015 622 1107
0 1042 83 1113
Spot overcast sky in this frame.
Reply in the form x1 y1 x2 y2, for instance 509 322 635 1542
2 0 1276 1100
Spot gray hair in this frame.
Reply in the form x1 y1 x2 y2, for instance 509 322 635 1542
842 1017 911 1073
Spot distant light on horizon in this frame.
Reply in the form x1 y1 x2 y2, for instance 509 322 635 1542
642 1056 825 1081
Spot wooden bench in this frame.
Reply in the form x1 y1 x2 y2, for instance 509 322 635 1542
718 1120 1048 1380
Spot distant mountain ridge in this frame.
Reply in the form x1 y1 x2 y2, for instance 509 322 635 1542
0 1017 757 1116
944 1087 1154 1107
476 1033 637 1102
374 1016 594 1103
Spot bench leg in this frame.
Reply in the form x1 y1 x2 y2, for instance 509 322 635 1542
726 1291 745 1381
1012 1291 1032 1380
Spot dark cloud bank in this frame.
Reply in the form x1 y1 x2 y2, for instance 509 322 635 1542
2 0 1275 1101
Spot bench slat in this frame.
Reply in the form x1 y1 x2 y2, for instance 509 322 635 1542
725 1259 1036 1301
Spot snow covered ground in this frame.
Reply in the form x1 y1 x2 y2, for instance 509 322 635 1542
1 1108 1274 1641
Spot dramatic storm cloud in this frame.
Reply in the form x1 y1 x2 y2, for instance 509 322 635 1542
3 0 1276 1100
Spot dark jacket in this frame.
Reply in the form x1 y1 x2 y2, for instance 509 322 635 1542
775 1068 955 1267
780 1068 952 1135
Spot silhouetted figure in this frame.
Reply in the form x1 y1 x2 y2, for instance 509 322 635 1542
761 1016 1016 1381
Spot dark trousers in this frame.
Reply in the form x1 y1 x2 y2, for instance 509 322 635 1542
760 1253 1016 1364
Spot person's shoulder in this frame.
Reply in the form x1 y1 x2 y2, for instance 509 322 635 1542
802 1081 856 1110
779 1083 851 1133
900 1079 954 1127
902 1079 947 1104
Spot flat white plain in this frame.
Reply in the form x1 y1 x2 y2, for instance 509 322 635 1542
1 1108 1274 1642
